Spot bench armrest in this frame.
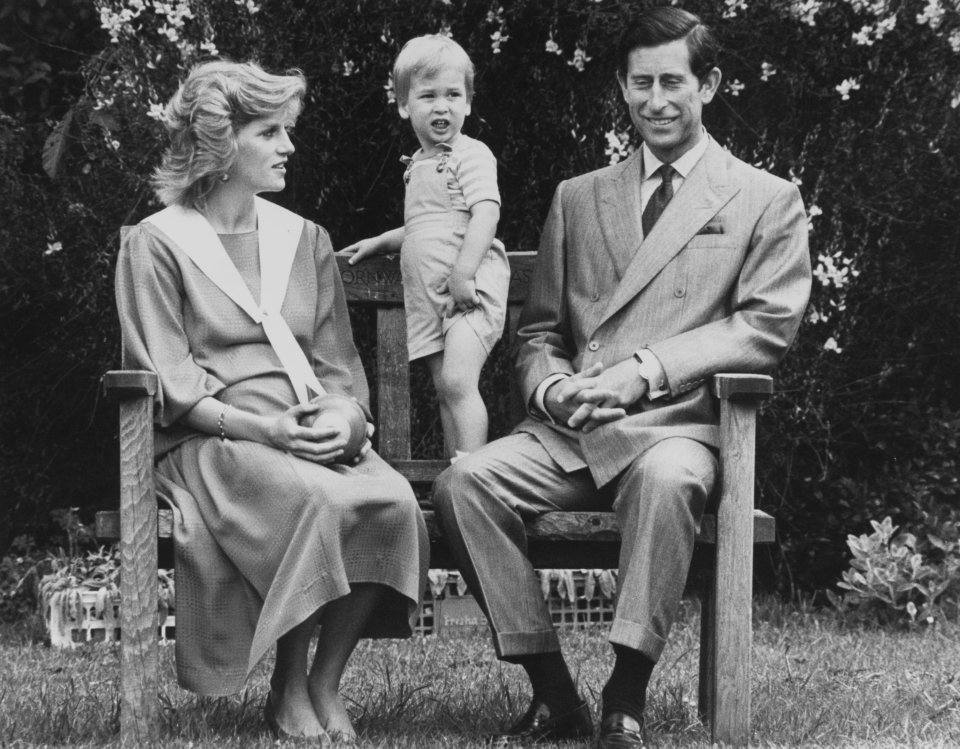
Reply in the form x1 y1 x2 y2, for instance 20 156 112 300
103 370 158 400
711 373 773 403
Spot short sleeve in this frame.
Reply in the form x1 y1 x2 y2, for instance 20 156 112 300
453 138 501 209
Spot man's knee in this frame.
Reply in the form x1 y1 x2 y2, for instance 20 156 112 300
433 451 489 519
618 439 717 509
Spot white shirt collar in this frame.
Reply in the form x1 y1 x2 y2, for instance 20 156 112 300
642 129 710 180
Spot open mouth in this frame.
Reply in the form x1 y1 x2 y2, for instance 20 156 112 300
431 119 450 130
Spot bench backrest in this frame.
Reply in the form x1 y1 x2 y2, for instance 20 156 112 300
336 251 536 491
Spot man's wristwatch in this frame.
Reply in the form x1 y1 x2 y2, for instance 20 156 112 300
633 349 669 400
633 350 657 389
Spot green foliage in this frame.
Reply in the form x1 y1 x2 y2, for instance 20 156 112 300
829 514 960 625
1 0 959 594
0 536 46 624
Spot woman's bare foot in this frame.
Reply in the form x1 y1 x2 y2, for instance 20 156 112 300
265 687 330 742
307 681 357 744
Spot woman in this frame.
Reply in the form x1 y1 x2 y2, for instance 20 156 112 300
116 60 429 743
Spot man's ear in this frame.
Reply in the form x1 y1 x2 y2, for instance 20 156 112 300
700 67 722 103
398 101 410 120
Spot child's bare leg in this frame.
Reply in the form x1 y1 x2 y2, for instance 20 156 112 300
426 322 489 457
425 352 458 457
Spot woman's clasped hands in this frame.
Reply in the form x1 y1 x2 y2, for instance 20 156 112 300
267 401 374 465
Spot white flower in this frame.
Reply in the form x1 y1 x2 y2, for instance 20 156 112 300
790 0 822 26
950 29 960 54
760 62 777 81
852 25 875 46
567 46 591 72
723 0 748 19
835 77 861 100
916 0 945 30
342 60 356 76
545 38 562 55
726 79 745 96
813 249 860 289
45 241 63 256
823 337 842 353
384 75 396 105
490 30 509 54
603 129 634 165
146 102 165 121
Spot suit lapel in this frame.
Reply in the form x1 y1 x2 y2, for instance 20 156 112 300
596 150 643 279
596 139 740 329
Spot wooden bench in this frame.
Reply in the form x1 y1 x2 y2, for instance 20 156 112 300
96 250 774 747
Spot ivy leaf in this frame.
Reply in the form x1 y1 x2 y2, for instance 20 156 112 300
42 109 73 180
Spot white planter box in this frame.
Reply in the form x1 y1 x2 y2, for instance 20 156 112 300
44 589 175 649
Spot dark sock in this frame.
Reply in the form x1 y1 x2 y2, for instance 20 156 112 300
601 644 655 725
505 651 582 714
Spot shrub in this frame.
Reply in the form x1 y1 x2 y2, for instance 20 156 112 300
828 514 960 625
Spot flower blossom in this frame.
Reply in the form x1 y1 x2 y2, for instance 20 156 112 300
836 77 861 100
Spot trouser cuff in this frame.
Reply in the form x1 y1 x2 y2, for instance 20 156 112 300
609 618 666 661
494 627 561 659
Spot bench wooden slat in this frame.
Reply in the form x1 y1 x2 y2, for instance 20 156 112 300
95 507 775 547
336 253 536 305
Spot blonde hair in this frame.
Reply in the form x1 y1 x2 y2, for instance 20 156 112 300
151 60 306 210
392 34 475 106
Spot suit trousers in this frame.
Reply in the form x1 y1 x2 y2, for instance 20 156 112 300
432 431 716 662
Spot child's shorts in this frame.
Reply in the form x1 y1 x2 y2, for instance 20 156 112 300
401 235 510 362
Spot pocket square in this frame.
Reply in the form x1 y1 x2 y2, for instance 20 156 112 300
696 220 724 235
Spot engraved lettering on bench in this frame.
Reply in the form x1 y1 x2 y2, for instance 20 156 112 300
339 268 403 287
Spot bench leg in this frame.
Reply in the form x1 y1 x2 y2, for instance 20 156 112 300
710 396 758 747
117 395 160 746
698 550 717 726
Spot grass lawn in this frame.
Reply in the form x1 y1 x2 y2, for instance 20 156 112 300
1 598 958 748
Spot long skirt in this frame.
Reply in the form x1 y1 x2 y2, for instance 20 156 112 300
156 436 429 696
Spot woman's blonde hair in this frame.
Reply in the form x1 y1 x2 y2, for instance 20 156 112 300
392 35 475 107
152 60 306 210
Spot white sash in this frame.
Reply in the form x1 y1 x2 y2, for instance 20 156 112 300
145 197 326 405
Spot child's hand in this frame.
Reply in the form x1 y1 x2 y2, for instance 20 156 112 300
339 237 380 265
438 272 480 317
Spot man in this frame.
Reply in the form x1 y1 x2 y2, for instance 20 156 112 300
433 7 811 748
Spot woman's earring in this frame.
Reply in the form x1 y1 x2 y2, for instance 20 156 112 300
220 173 230 183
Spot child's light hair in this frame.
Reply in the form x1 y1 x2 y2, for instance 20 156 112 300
152 60 306 210
392 34 475 106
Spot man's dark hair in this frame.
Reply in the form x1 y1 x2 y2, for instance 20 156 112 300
616 6 720 82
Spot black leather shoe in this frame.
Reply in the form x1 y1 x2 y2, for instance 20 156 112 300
598 711 644 748
487 698 593 746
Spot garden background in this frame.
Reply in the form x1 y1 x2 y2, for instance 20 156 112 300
1 0 958 606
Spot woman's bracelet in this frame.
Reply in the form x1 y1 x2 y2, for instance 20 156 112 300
218 404 231 441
